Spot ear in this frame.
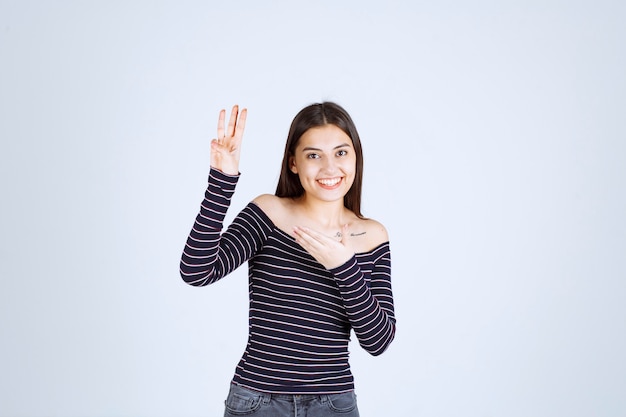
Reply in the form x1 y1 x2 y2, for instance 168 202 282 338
289 156 298 174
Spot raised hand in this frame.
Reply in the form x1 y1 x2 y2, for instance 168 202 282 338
293 225 355 270
210 105 247 175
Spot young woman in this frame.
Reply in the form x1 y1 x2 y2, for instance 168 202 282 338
180 102 396 417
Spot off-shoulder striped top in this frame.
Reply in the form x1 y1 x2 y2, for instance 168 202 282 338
180 169 396 395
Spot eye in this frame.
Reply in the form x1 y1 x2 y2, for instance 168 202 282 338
336 149 348 157
306 153 320 159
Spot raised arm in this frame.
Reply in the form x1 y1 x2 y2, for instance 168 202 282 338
179 106 257 286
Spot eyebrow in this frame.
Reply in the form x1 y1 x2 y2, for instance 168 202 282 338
301 143 351 152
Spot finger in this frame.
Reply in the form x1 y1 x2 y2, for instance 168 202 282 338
226 105 239 138
216 109 226 139
234 108 247 139
293 226 312 246
211 137 229 156
294 226 326 246
305 226 337 244
340 224 349 244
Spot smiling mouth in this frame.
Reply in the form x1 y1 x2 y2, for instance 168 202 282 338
317 177 342 187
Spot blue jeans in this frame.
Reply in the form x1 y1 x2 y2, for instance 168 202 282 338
223 383 360 417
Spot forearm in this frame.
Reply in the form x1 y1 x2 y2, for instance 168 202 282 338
179 168 239 286
331 257 396 356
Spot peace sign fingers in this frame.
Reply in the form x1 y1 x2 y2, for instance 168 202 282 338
211 105 247 175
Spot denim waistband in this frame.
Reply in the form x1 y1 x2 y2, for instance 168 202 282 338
231 382 353 403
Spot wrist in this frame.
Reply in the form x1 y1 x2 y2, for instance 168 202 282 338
210 166 240 177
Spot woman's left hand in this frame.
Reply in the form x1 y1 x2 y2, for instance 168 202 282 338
293 225 354 270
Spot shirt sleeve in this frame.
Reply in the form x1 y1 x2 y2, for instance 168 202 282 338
179 168 270 286
329 243 396 356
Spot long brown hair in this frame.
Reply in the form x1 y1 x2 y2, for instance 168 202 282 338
275 102 365 218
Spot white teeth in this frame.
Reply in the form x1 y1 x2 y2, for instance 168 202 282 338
318 178 341 186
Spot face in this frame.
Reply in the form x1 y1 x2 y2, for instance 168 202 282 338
290 124 356 203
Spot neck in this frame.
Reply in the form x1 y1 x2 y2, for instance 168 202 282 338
296 195 347 228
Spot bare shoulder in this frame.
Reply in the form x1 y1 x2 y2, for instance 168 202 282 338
253 193 281 209
362 218 389 245
252 194 293 227
351 217 389 252
252 194 287 214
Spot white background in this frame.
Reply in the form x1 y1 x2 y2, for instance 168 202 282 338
1 1 625 416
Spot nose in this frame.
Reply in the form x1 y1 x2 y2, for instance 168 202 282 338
322 156 337 172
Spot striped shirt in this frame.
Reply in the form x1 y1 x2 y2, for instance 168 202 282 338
180 169 396 394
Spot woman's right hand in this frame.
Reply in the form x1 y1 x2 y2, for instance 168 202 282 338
210 105 247 175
